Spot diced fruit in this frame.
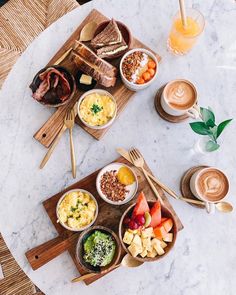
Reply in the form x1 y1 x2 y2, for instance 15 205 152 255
132 192 149 218
128 228 138 234
133 234 142 247
153 243 165 255
148 60 156 69
153 225 167 240
160 240 168 249
124 217 131 226
128 220 139 230
137 78 145 84
140 249 148 258
161 217 168 223
163 233 173 243
142 71 151 81
141 227 154 239
123 231 134 245
117 166 135 185
148 68 155 77
134 214 145 226
161 218 173 233
149 201 162 228
144 211 152 227
128 243 142 257
142 237 152 251
147 248 158 258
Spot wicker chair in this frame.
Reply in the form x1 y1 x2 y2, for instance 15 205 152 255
0 0 79 88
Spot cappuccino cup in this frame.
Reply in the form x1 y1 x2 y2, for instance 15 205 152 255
161 79 200 118
190 167 229 214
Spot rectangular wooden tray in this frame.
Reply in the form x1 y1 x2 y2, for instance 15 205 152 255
33 9 161 148
26 153 183 285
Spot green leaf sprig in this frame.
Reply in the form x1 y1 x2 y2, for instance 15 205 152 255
189 107 233 152
91 104 103 115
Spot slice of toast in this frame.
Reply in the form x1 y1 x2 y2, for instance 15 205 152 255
91 19 122 49
96 39 128 58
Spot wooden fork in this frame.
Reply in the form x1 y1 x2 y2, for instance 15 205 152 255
129 148 164 205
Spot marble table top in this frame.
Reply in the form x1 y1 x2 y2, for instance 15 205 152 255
0 0 236 294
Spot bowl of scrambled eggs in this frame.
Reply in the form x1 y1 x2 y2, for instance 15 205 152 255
77 89 117 129
56 189 98 232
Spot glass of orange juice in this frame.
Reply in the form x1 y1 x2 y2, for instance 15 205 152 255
167 8 205 55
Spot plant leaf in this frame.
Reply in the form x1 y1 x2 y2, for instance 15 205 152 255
200 107 215 127
217 119 233 138
209 126 218 141
189 122 210 135
205 140 220 152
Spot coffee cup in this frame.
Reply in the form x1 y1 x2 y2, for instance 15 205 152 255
190 167 229 214
161 79 200 118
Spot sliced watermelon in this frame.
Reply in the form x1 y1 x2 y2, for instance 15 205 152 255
132 192 149 218
149 201 162 228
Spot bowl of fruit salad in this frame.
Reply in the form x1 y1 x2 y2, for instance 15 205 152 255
119 192 177 262
120 48 158 91
76 225 121 273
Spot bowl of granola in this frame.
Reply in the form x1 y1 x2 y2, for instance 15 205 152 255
120 48 158 91
96 163 138 205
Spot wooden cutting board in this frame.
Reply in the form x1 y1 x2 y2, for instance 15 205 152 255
33 9 161 148
25 153 183 285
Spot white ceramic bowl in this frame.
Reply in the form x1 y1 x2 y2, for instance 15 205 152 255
96 162 138 205
56 189 98 232
77 89 117 130
120 48 158 91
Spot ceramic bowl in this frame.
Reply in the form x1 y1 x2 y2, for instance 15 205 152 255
119 202 177 262
56 189 98 232
77 89 117 130
119 48 158 91
76 225 121 273
96 162 138 205
93 20 132 60
30 65 76 107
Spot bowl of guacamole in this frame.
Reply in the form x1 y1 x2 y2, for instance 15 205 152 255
76 226 121 273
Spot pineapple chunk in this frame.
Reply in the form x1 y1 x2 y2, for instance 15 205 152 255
140 249 148 258
153 242 165 255
141 227 154 239
163 233 173 243
133 234 142 247
123 231 134 245
160 240 168 249
142 237 152 251
128 242 142 257
151 238 162 247
128 229 138 234
147 248 158 258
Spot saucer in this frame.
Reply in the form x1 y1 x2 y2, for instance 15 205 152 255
154 85 190 123
180 165 209 209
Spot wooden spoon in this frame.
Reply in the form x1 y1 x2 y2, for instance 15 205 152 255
71 254 143 283
215 201 233 213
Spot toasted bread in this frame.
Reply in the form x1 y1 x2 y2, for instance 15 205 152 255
96 39 128 58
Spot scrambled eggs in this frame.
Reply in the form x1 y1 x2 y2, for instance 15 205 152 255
57 191 96 230
79 92 116 126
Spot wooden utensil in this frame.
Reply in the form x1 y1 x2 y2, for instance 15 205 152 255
72 254 143 283
116 148 178 200
39 111 71 169
64 109 76 178
129 148 164 205
215 201 233 213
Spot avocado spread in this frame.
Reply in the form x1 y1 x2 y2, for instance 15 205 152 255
83 230 116 267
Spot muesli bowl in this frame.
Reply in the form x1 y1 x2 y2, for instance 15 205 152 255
120 48 158 91
96 162 138 205
56 189 98 232
76 225 121 273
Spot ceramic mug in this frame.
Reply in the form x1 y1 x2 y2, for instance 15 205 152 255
190 167 229 214
161 79 200 118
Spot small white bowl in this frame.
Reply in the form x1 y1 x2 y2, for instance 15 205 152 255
120 48 158 91
56 189 98 232
96 163 138 206
77 89 117 130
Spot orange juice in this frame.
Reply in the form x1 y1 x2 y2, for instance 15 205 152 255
168 9 205 55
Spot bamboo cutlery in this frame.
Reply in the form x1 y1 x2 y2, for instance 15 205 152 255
40 107 77 178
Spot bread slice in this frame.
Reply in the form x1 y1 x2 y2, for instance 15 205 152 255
96 39 128 58
91 19 122 49
73 41 117 76
72 53 116 88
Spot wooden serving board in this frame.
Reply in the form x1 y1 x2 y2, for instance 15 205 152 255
34 9 161 148
26 153 183 285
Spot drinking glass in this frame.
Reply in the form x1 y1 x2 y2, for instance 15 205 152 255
167 8 205 55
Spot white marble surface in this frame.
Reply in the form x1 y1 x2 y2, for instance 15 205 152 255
0 0 236 294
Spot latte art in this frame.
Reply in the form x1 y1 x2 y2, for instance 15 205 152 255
197 169 229 202
165 81 196 110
